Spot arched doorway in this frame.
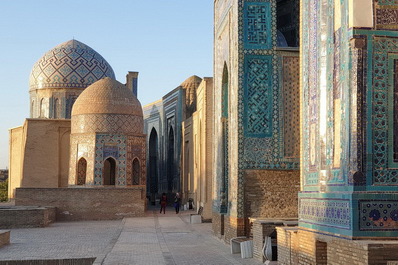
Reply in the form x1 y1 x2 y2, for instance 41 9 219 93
221 63 229 214
167 127 175 193
132 158 140 185
148 128 158 203
77 157 87 185
103 157 116 185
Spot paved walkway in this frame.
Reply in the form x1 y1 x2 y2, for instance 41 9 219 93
0 209 263 265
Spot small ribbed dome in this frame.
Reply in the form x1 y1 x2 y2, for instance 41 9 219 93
180 75 202 90
29 39 115 90
71 78 143 135
181 75 202 118
72 77 142 116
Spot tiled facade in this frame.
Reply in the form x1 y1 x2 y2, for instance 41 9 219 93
213 0 300 243
69 78 146 188
271 0 398 264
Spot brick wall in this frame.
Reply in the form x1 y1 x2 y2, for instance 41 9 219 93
244 170 300 219
15 187 146 221
0 206 55 228
253 221 280 262
276 227 299 265
224 216 245 244
291 229 398 265
212 212 223 238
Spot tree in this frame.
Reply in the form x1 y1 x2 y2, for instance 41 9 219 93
0 180 8 202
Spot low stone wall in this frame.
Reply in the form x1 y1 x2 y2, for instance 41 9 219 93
0 206 56 228
0 258 95 265
0 230 10 248
15 187 146 221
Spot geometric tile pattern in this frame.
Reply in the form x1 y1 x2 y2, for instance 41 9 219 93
359 200 398 230
243 2 272 49
372 37 398 185
72 114 144 134
29 39 115 90
299 198 351 230
244 55 273 137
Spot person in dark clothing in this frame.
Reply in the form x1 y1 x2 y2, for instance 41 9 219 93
160 193 167 214
174 192 181 214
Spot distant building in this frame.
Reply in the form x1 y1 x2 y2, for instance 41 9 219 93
0 170 8 182
143 76 214 219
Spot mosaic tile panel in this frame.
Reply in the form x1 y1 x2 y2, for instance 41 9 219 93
30 40 115 90
127 136 146 186
69 134 96 185
359 200 398 230
282 56 300 158
94 134 127 186
377 0 398 5
299 198 351 230
376 9 398 26
371 37 398 185
243 55 273 138
243 2 272 49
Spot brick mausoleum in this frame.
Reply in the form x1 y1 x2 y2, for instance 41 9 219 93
8 40 146 220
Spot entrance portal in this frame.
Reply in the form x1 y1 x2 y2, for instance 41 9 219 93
103 157 116 185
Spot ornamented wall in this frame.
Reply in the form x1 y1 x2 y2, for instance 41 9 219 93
299 0 398 239
213 0 301 241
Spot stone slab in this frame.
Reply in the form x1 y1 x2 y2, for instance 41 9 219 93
0 231 10 248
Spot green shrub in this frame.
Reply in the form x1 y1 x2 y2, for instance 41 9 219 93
0 180 7 202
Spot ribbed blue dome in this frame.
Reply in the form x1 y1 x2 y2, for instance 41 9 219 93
29 39 115 90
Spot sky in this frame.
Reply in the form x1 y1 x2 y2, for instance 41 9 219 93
0 0 214 168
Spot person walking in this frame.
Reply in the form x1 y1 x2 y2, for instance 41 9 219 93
160 193 167 214
174 192 181 214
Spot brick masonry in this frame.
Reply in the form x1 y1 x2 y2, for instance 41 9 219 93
212 212 223 238
253 221 282 262
276 228 398 265
0 231 10 248
276 227 299 265
224 215 246 244
15 187 146 221
244 170 300 219
0 206 55 228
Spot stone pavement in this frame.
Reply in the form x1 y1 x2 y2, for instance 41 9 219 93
0 208 263 265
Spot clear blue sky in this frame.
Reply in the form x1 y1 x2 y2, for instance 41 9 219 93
0 0 214 168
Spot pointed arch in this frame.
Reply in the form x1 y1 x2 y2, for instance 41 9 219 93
167 126 175 192
148 128 159 197
77 157 87 185
132 158 140 185
40 98 45 118
221 62 229 213
103 157 116 185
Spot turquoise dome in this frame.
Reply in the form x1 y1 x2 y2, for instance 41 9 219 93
29 39 115 90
